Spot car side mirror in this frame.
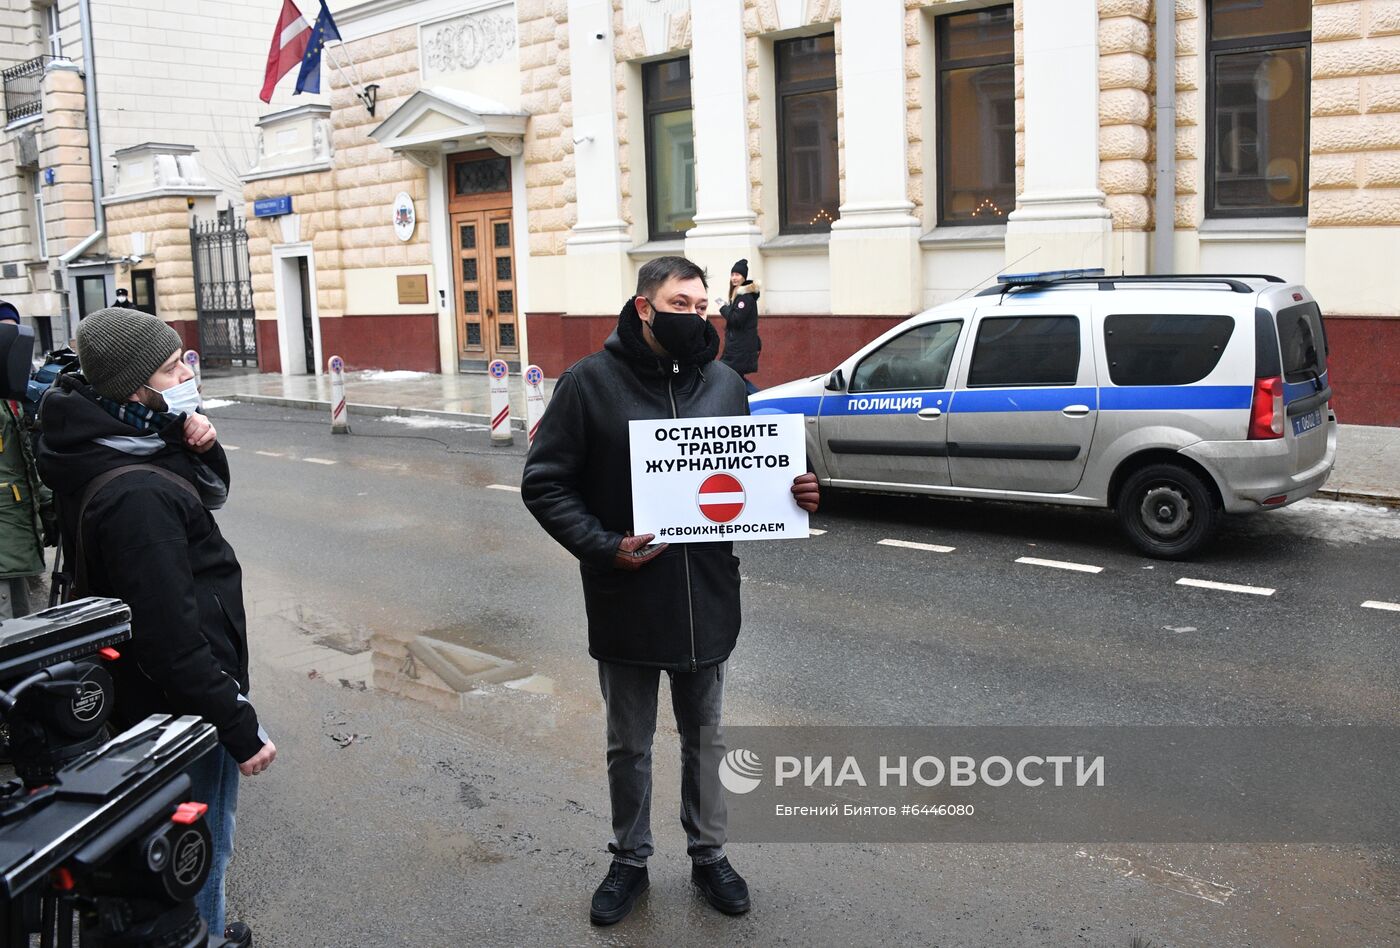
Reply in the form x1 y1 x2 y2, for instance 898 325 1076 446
0 322 35 400
825 368 845 392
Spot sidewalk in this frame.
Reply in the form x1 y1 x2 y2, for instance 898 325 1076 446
202 369 555 431
203 372 1399 506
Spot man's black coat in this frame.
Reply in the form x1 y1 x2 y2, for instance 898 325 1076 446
521 300 750 671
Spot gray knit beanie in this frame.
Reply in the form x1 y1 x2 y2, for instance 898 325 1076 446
76 307 182 401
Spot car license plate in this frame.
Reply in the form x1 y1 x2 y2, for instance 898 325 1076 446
1291 407 1323 436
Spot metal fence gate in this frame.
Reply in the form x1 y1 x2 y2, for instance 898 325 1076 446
190 218 258 365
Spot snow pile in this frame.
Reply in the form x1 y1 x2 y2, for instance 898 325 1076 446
201 398 237 410
359 370 432 382
381 415 487 431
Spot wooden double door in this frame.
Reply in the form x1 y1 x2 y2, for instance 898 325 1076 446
449 151 517 367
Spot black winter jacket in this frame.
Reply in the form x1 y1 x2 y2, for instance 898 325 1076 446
35 375 264 762
521 300 750 670
719 280 761 376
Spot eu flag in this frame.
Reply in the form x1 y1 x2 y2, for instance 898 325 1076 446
294 0 341 95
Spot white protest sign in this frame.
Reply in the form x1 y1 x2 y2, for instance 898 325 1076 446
629 414 808 543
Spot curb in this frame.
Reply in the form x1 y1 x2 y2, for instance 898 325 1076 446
1314 488 1400 510
216 393 528 431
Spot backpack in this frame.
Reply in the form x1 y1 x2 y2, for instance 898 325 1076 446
24 347 78 452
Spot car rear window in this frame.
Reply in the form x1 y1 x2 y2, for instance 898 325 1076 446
1104 314 1235 386
1276 302 1327 383
967 315 1080 387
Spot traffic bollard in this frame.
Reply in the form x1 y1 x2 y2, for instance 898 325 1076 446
329 355 351 434
184 350 201 388
524 364 547 446
488 359 513 446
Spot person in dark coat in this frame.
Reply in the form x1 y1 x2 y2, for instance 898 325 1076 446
35 307 271 947
718 258 761 394
522 256 819 926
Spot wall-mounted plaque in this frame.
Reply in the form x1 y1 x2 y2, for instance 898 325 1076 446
396 274 429 305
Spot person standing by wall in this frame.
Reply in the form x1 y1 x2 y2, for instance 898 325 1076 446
718 259 761 395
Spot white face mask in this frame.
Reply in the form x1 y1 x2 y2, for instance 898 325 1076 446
146 377 201 415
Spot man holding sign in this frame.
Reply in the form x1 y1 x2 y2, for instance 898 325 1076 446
522 256 818 925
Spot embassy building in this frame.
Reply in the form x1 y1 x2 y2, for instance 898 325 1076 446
6 1 1395 424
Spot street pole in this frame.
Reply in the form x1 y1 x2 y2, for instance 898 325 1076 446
488 359 513 446
524 364 546 446
329 355 350 434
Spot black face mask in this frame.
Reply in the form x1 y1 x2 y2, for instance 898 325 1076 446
645 301 708 361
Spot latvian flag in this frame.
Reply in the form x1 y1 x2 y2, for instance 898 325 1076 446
259 0 312 103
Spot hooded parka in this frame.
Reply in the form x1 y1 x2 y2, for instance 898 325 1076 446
521 299 750 671
719 280 761 377
35 375 264 762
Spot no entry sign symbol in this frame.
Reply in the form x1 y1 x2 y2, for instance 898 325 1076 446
697 473 746 523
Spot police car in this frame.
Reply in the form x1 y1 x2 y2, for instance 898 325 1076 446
749 269 1337 558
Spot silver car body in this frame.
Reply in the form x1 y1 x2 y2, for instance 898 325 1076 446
749 278 1336 514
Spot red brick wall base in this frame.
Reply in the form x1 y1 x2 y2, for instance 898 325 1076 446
255 320 282 374
523 311 906 388
318 315 440 374
168 319 199 357
527 311 1400 426
1324 316 1400 427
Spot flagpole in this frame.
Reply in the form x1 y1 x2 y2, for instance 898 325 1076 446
329 39 368 92
322 41 358 97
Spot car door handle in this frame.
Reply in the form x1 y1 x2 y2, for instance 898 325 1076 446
917 407 943 419
1061 405 1091 418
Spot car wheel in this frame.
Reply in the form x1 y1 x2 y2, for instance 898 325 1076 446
1116 463 1220 559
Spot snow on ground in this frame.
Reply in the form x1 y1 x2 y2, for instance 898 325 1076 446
359 370 432 382
380 414 488 431
1247 497 1400 544
201 398 237 410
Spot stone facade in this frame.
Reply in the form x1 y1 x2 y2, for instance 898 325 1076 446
1174 0 1202 228
105 196 198 323
1097 0 1152 231
519 0 574 257
1308 0 1400 226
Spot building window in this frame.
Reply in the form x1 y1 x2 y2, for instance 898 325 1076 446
30 170 47 259
936 5 1015 226
775 34 839 234
1207 0 1310 216
642 56 696 240
132 270 156 315
43 3 61 58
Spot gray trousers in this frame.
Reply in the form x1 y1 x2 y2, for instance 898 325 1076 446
597 660 728 867
0 574 49 620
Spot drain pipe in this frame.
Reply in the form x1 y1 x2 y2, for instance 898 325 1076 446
1153 0 1176 274
57 0 108 334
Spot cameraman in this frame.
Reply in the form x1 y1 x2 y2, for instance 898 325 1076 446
35 307 272 946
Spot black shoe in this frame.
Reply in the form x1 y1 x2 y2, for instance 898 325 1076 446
590 861 648 926
692 857 750 915
223 922 253 947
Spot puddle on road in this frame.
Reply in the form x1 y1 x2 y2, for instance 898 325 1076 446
243 571 573 740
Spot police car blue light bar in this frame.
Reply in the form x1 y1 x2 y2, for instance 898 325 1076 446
996 268 1107 285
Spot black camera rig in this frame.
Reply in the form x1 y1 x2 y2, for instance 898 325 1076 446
0 600 232 947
